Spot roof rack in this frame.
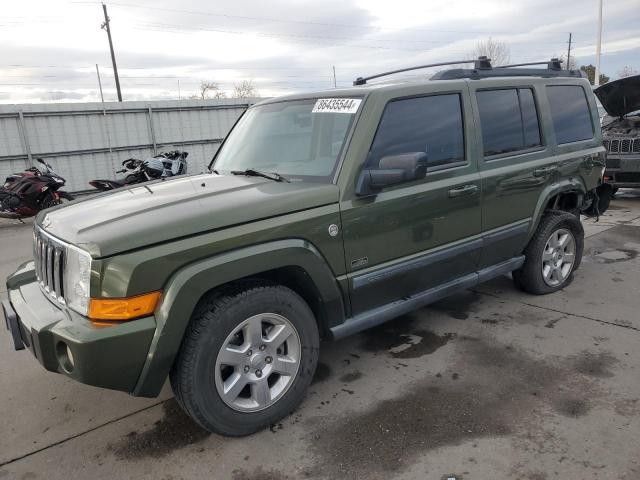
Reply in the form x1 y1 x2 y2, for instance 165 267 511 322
496 59 564 69
353 58 482 85
354 57 585 85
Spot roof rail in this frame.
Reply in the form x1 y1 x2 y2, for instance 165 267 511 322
353 58 484 86
431 57 586 80
496 58 563 70
353 57 585 85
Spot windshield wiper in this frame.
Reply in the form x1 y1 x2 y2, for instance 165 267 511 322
230 169 289 182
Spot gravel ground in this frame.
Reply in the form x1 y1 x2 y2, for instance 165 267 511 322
1 190 639 480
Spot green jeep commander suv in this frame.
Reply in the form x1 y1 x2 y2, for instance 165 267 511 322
3 58 608 436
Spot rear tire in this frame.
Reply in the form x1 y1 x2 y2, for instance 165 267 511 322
513 210 584 295
170 282 319 436
57 192 74 203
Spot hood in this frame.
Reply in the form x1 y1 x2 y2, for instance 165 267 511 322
594 75 640 117
39 173 339 257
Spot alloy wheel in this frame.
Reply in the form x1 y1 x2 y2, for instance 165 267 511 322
214 313 301 412
541 227 576 287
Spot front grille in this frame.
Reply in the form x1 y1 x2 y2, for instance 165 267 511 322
604 137 640 154
33 227 66 303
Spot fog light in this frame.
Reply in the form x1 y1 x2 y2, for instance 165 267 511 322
56 341 75 373
66 345 75 368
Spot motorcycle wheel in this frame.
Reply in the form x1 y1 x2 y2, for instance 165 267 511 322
57 192 75 202
124 174 140 185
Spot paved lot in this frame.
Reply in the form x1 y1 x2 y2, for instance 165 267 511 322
1 191 640 480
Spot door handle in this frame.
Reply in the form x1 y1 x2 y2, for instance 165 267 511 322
448 184 478 198
533 166 557 177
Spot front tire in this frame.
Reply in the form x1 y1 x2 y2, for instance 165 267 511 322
170 282 319 436
513 210 584 295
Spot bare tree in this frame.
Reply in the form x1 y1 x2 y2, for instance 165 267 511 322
618 66 639 78
233 80 259 99
469 38 511 66
193 80 227 100
558 54 578 70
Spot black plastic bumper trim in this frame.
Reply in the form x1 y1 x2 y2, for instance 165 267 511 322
2 300 25 351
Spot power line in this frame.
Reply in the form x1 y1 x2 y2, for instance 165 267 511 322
96 2 596 37
135 20 574 46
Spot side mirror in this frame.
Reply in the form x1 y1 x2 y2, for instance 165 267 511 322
355 152 427 196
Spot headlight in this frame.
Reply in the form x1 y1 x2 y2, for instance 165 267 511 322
64 245 92 315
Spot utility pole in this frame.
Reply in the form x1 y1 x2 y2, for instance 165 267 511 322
566 32 572 70
95 64 105 105
101 3 123 101
332 66 337 88
595 0 603 86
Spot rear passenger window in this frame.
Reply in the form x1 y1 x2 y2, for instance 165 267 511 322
366 94 465 170
477 88 542 157
546 85 594 144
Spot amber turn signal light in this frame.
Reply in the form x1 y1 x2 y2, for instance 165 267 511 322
88 291 161 321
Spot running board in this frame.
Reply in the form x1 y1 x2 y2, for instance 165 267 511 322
330 256 524 340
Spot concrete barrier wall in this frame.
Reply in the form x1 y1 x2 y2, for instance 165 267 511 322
0 98 260 192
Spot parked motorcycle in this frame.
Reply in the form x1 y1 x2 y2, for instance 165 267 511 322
3 166 41 188
89 150 189 191
0 158 74 219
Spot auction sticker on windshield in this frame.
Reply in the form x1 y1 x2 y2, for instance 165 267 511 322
312 98 362 114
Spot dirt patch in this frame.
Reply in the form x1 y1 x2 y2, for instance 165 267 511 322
614 398 640 417
111 400 210 460
339 371 363 383
429 291 482 320
554 398 591 418
590 248 638 264
573 351 617 378
481 318 499 325
312 363 332 384
358 314 418 352
390 331 456 359
231 467 292 480
359 316 455 359
544 317 564 329
605 204 628 211
308 337 615 479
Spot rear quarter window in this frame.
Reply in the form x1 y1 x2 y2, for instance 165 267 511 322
546 85 594 144
476 88 542 157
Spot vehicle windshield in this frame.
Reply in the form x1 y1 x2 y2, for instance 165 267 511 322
212 98 361 182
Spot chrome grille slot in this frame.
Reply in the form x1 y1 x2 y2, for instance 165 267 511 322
610 139 620 153
605 137 639 155
33 227 67 303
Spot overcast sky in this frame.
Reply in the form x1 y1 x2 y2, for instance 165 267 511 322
1 0 638 104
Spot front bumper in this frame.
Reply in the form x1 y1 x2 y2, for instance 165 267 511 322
3 261 157 394
604 154 640 187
